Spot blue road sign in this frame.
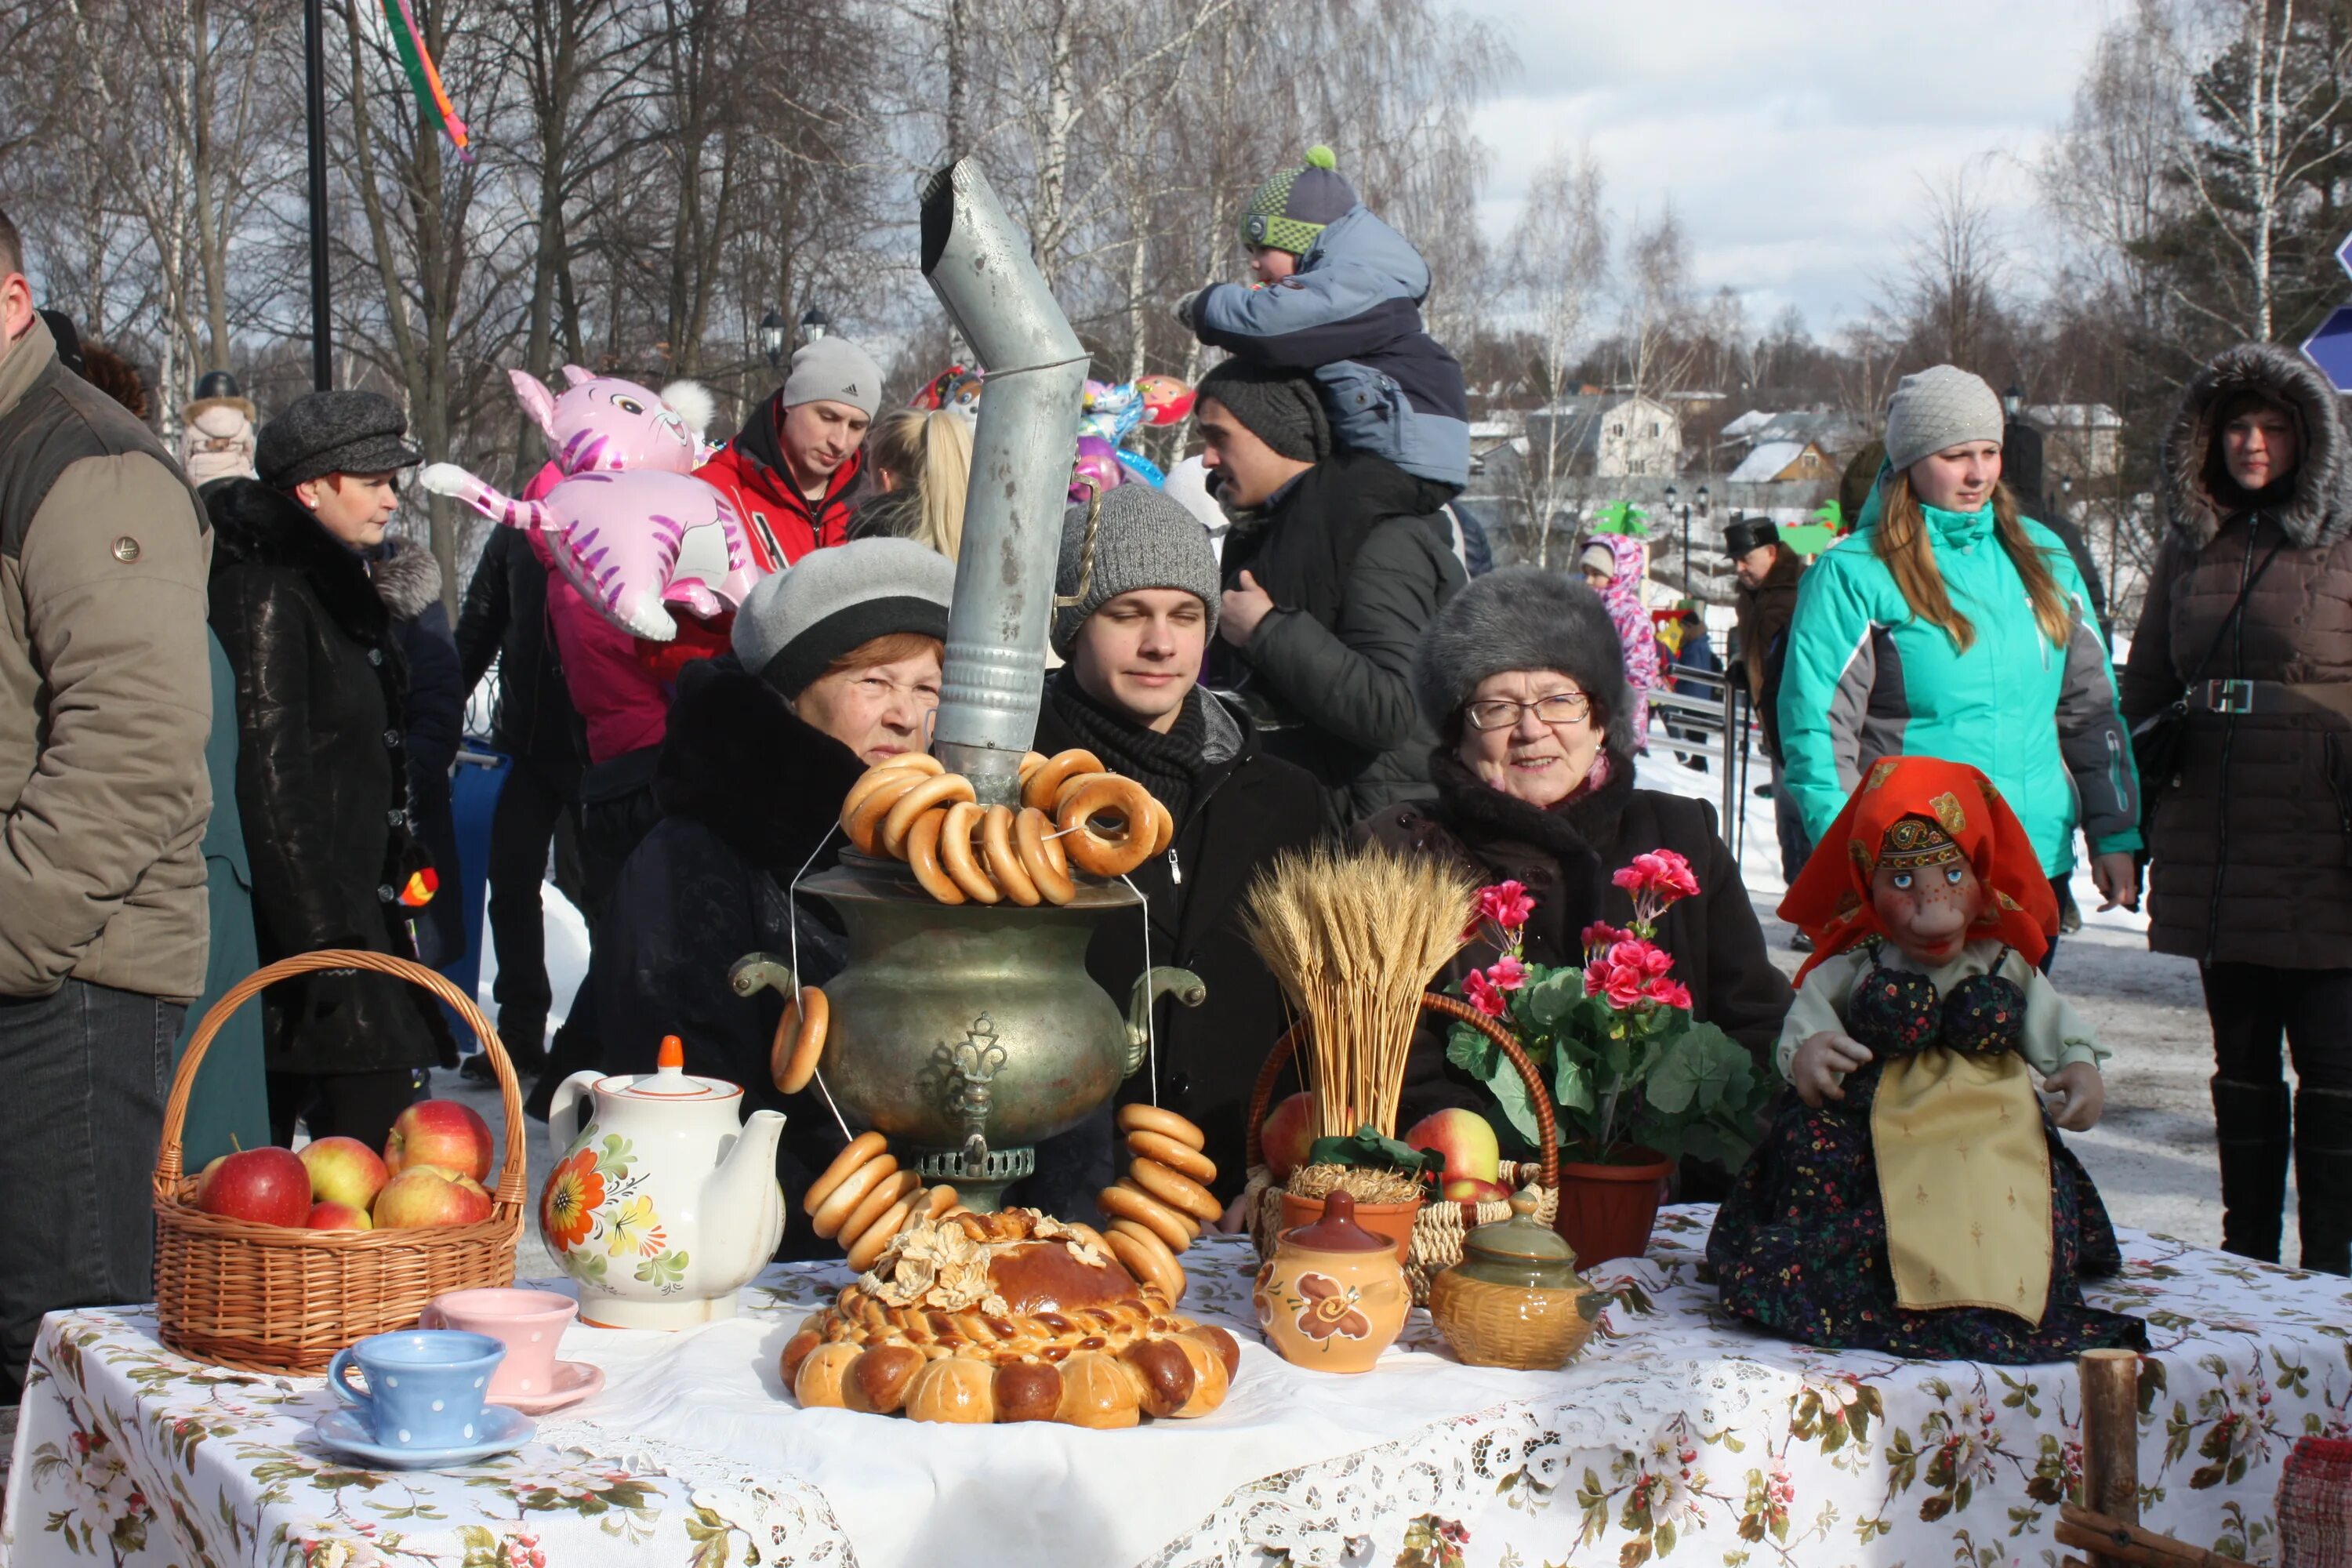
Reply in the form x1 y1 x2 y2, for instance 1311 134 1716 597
2303 304 2352 393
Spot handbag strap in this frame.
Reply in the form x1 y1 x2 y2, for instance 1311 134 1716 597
2180 532 2287 691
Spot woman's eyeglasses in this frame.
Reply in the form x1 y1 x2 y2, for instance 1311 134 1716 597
1464 692 1591 731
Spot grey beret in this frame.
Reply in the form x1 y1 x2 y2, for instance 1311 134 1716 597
1413 568 1636 756
780 337 885 420
1051 484 1220 656
1882 365 2005 472
257 390 422 489
731 537 955 699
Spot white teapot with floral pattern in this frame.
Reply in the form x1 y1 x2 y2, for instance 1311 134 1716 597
540 1036 786 1329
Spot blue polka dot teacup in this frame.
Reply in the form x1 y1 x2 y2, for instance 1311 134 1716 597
327 1330 505 1450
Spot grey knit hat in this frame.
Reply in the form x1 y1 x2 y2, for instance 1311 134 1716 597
780 337 884 419
731 536 954 699
1051 485 1220 656
257 390 422 489
1882 365 2005 472
1414 568 1637 756
1196 361 1330 463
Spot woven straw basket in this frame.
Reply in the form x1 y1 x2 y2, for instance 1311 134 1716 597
152 950 528 1372
1240 992 1560 1304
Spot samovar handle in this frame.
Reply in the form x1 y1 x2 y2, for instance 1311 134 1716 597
728 953 798 1000
1123 967 1206 1076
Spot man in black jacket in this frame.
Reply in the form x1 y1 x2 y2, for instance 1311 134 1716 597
1195 361 1465 834
1726 517 1809 890
455 528 583 1072
1034 485 1326 1201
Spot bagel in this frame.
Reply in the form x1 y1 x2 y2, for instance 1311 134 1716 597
1058 775 1157 879
936 800 1002 903
1022 749 1103 812
812 1152 898 1240
1123 1177 1201 1240
1116 1102 1205 1149
920 1184 960 1221
904 808 967 906
1017 750 1047 783
840 768 912 822
771 985 829 1094
1097 1181 1193 1253
979 804 1040 906
843 771 924 856
871 752 943 776
1128 1156 1223 1226
1105 1225 1187 1305
805 1132 888 1214
839 1169 921 1254
845 1194 920 1273
1146 796 1175 858
1126 1128 1215 1186
1014 807 1076 905
881 772 976 858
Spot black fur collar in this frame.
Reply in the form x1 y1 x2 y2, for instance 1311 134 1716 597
205 478 390 646
1424 744 1635 866
655 657 869 880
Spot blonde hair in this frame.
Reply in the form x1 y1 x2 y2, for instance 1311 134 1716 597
1875 471 2073 652
868 408 973 560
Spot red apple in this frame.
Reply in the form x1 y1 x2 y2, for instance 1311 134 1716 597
1259 1091 1318 1183
1441 1177 1512 1205
306 1200 373 1230
383 1100 494 1182
372 1166 494 1229
299 1136 389 1210
191 1152 228 1203
195 1147 312 1228
1406 1107 1501 1185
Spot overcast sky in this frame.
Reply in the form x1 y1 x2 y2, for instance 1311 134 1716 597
1455 1 2118 337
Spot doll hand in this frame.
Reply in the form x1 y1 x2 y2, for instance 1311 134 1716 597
2043 1062 2105 1131
1793 1031 1871 1106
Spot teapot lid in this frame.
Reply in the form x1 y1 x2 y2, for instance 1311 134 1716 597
1462 1189 1579 1274
1280 1189 1391 1252
602 1036 742 1103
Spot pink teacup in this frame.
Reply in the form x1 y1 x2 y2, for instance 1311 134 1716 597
422 1288 577 1403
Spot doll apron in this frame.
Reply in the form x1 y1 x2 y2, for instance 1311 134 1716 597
1706 947 2146 1363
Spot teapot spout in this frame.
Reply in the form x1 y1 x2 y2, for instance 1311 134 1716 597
710 1109 789 1257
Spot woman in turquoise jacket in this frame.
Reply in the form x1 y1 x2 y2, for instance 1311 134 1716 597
1778 366 2141 917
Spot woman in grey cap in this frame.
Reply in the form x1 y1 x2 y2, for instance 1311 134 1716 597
1777 365 2141 953
205 390 451 1151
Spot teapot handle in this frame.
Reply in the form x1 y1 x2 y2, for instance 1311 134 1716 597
546 1070 603 1157
1123 966 1205 1077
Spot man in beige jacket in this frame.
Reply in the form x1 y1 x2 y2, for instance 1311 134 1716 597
0 207 213 1401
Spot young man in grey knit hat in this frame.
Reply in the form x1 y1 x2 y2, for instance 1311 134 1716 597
699 335 889 569
1032 484 1323 1205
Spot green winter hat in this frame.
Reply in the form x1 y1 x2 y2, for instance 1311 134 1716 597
1240 145 1359 255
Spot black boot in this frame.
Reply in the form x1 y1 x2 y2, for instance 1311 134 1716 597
2212 1076 2291 1262
2294 1086 2352 1276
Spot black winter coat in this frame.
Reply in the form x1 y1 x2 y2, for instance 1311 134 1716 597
205 481 445 1075
1362 749 1791 1146
586 657 866 1260
1033 682 1327 1201
1209 452 1466 833
377 541 466 967
454 526 582 783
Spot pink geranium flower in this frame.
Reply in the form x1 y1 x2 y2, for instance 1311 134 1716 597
1604 967 1647 1009
1486 955 1529 993
1475 880 1537 931
1581 920 1627 953
1613 850 1699 900
1644 978 1693 1011
1464 968 1509 1018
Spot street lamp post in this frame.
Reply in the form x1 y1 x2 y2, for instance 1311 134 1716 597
1664 483 1709 596
758 310 788 372
799 304 830 345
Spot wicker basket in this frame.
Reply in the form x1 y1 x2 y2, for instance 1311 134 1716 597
152 950 528 1372
1239 992 1560 1304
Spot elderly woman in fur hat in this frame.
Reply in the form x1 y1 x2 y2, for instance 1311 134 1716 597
1362 568 1792 1159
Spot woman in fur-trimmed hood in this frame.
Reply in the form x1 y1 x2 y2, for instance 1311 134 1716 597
1359 568 1791 1180
2120 339 2352 1276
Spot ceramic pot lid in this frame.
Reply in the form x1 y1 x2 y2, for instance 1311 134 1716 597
602 1036 742 1102
1463 1189 1578 1275
1281 1188 1392 1251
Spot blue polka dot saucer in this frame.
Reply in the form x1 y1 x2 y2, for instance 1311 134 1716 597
311 1403 533 1471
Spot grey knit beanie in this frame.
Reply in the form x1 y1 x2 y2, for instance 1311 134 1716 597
731 536 954 699
258 390 422 489
1882 365 2005 472
780 337 884 419
1196 361 1330 463
1414 568 1637 756
1051 484 1220 656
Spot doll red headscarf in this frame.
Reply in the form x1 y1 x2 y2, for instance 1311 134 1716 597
1778 755 2058 983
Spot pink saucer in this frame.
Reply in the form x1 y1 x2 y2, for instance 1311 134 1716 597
492 1359 604 1415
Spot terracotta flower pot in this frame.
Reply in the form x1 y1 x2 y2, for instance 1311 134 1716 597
1278 1189 1424 1267
1552 1145 1671 1265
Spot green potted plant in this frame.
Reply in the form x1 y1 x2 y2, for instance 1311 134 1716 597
1445 851 1773 1263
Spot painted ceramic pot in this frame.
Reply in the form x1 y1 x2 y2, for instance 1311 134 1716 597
1253 1190 1409 1374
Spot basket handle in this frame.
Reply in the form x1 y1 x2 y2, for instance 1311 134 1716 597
1241 993 1561 1192
155 949 529 1209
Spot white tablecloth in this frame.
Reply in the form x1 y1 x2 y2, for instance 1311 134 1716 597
8 1208 2349 1567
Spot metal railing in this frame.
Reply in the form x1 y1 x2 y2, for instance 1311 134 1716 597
1649 660 1757 858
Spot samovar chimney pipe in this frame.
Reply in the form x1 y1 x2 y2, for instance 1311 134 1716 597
917 160 1089 804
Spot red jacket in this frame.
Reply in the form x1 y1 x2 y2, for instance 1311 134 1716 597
522 463 673 765
696 394 866 570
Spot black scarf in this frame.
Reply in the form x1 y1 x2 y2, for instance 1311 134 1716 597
1045 670 1207 826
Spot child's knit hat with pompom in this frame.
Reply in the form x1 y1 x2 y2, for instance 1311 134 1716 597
1240 146 1358 256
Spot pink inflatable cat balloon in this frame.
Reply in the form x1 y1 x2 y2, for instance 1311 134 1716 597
421 367 755 641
